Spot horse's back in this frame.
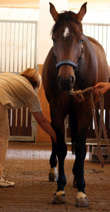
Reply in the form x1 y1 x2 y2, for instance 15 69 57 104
87 36 109 82
87 36 104 52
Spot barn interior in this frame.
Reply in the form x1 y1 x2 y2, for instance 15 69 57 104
0 0 110 211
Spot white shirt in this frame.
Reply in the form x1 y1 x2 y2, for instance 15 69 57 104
0 72 42 112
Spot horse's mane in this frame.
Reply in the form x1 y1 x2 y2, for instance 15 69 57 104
52 11 82 34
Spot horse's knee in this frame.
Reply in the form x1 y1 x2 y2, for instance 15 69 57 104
57 143 67 159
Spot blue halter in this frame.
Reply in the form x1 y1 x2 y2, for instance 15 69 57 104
53 45 84 71
56 60 78 69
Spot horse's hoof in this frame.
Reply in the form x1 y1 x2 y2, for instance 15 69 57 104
76 192 89 207
49 167 58 182
52 191 65 204
73 180 77 188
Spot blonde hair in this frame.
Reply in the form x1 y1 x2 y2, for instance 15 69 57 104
20 68 41 89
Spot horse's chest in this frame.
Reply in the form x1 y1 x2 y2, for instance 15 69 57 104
58 94 71 112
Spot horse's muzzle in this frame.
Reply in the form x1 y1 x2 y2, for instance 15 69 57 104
57 75 75 91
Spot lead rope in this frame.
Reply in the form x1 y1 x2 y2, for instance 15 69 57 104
70 87 110 167
90 92 110 167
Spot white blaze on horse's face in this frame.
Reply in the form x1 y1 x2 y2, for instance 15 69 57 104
63 27 70 38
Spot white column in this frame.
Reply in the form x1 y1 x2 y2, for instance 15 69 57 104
38 0 67 65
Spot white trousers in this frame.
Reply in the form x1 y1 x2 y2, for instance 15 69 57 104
0 103 9 178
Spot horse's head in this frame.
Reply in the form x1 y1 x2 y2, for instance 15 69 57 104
50 2 87 91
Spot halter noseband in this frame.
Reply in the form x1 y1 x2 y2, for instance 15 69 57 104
56 60 78 69
54 45 84 71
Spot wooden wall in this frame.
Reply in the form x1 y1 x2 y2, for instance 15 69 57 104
36 65 51 142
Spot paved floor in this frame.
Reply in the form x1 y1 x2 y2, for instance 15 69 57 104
0 141 110 212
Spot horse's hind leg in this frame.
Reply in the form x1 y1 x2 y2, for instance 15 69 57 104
49 140 58 182
69 112 77 187
72 161 77 188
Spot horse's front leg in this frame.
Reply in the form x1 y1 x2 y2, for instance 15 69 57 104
73 129 89 207
50 106 67 204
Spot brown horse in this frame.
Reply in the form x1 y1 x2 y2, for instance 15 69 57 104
42 2 109 207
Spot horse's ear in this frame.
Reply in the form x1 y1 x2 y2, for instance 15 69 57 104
49 2 59 22
77 2 87 21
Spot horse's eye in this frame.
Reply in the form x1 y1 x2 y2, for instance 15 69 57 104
79 39 84 44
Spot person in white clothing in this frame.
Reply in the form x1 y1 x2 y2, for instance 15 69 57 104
0 68 56 187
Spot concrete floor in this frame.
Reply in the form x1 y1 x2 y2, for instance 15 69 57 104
0 141 110 212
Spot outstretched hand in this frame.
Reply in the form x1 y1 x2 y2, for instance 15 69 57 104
93 82 110 96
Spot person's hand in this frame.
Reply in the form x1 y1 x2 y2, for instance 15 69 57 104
93 82 110 96
32 111 57 143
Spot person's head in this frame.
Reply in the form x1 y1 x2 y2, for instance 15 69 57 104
20 68 41 89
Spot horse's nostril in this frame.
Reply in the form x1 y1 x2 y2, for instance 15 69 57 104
70 76 74 84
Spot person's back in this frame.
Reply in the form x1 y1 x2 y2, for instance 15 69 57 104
0 72 42 112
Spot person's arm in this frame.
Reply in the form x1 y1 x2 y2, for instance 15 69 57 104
93 82 110 95
32 111 57 143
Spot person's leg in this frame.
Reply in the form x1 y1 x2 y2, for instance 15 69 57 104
0 138 8 178
0 103 15 187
